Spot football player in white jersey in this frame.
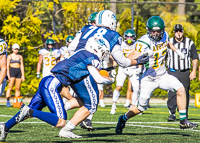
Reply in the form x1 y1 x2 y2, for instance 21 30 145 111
36 39 60 78
60 36 74 61
0 39 7 97
115 16 198 134
110 29 142 114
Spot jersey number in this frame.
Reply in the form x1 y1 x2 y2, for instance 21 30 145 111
82 26 107 39
153 49 167 69
0 43 6 52
44 57 56 67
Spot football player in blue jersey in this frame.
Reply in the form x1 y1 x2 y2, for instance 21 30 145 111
0 36 117 141
66 10 150 131
68 10 149 66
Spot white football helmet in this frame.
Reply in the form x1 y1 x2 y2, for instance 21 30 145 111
85 36 110 61
96 10 117 31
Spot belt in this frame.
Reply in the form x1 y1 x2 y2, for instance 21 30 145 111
169 68 189 72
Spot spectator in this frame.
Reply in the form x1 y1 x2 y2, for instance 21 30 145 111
6 44 25 107
167 24 198 121
0 39 7 97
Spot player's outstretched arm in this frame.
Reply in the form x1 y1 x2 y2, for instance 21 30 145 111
168 41 185 59
87 65 114 84
0 54 6 85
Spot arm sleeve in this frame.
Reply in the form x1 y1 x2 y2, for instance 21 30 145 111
111 44 131 68
39 49 43 55
68 32 82 56
87 66 114 84
190 43 198 60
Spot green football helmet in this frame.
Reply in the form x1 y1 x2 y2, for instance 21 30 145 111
88 12 98 25
45 39 55 49
66 35 74 45
123 29 136 44
146 16 165 41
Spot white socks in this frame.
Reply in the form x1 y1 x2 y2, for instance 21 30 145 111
63 121 76 131
113 89 120 102
87 114 93 120
65 102 71 111
100 99 104 104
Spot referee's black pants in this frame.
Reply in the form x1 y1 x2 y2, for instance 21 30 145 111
167 69 190 118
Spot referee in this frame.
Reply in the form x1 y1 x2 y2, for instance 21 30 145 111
167 24 198 121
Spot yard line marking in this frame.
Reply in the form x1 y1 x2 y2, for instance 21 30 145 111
0 121 199 132
0 115 38 119
126 124 200 132
92 121 200 124
0 122 46 124
1 116 200 124
0 115 13 117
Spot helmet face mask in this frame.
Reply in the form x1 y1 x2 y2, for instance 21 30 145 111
88 12 98 25
124 29 136 45
45 39 55 49
146 16 165 42
66 36 74 45
85 36 110 61
96 10 117 31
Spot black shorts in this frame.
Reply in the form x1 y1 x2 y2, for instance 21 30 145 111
10 67 21 78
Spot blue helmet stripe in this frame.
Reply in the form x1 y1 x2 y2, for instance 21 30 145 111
98 10 105 24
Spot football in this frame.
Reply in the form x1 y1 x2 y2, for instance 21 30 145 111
99 70 109 77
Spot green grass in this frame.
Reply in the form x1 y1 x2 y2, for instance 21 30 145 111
0 104 200 142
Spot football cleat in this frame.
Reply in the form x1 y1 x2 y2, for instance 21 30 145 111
0 123 8 142
99 102 105 108
6 101 10 107
124 102 130 108
80 119 95 131
16 104 30 123
167 114 176 122
59 129 82 138
115 115 126 134
110 104 116 115
180 119 198 130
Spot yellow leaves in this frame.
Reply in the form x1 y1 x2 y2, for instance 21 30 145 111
43 32 65 43
62 2 78 13
161 11 198 39
4 15 20 27
0 0 20 16
48 2 54 11
54 0 59 4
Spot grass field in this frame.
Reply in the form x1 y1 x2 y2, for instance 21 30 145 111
0 103 200 143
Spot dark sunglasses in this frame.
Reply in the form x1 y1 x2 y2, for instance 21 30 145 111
175 30 183 33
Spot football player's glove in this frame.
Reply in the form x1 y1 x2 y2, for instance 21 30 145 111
136 55 149 65
176 49 185 60
36 73 41 79
111 69 117 78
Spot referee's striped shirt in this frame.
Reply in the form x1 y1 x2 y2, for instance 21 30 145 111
167 36 198 71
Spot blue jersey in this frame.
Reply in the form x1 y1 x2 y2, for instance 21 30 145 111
51 49 101 86
75 25 123 52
